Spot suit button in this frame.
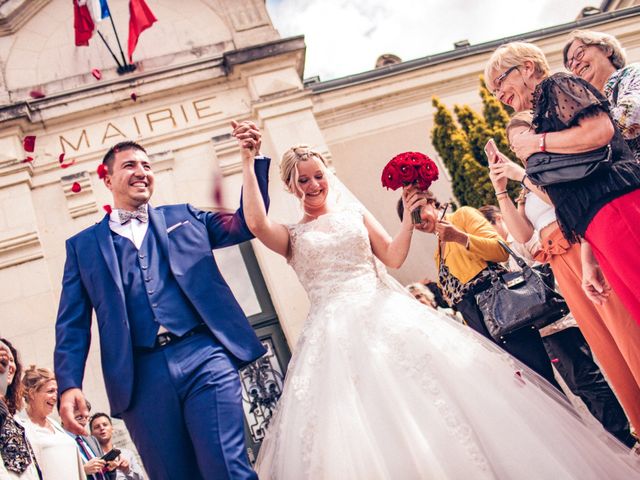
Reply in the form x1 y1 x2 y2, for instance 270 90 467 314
148 290 154 295
139 254 146 259
141 265 148 270
152 303 158 308
145 277 151 282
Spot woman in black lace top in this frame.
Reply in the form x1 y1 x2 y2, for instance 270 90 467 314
484 41 640 328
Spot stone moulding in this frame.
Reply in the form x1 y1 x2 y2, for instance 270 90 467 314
61 171 97 219
0 230 43 269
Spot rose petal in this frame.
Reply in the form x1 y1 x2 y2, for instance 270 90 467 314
29 90 45 99
60 160 76 169
23 136 36 153
91 68 102 80
97 164 108 179
21 156 34 163
71 182 82 193
103 204 113 214
130 92 138 102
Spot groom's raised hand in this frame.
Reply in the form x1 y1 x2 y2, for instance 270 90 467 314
231 120 262 160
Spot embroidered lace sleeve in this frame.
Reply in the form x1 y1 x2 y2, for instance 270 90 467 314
533 73 608 133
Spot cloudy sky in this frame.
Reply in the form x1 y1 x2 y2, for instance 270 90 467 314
265 0 597 81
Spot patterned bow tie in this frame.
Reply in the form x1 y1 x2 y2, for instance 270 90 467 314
118 206 148 224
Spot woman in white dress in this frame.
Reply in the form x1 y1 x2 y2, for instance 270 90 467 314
232 122 640 479
19 367 83 480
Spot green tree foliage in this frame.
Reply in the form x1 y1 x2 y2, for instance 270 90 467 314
431 98 495 208
430 78 520 209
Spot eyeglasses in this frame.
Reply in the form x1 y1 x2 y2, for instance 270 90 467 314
565 44 593 70
493 66 519 96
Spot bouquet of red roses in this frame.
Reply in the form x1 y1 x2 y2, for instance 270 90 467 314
381 151 439 223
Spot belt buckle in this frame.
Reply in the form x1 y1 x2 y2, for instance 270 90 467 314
156 334 172 347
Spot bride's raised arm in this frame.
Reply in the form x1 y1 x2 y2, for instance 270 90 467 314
232 120 291 258
364 186 424 269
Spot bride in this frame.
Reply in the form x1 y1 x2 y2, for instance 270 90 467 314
232 122 639 479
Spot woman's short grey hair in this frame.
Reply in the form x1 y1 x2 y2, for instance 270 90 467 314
563 30 627 70
484 42 550 93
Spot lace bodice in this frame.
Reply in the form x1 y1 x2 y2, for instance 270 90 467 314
287 208 382 305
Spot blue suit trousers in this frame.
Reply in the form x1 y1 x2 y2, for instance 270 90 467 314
121 331 258 480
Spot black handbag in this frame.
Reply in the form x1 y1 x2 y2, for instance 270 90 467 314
525 144 611 186
474 241 569 341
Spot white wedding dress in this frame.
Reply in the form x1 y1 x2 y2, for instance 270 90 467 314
255 207 639 479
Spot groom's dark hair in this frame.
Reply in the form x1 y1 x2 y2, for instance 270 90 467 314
102 141 147 174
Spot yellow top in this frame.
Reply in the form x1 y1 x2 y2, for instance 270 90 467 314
434 206 508 285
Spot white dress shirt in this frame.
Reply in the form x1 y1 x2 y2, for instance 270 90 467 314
108 205 149 249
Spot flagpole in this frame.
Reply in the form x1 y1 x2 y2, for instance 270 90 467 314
97 30 123 69
104 0 136 74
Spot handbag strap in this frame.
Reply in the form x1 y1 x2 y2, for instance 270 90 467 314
497 239 529 270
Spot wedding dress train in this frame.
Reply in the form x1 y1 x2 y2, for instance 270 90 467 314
255 208 638 479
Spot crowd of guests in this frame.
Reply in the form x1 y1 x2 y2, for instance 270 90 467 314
0 339 145 479
405 28 640 449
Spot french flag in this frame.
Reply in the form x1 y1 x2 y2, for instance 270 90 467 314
128 0 157 62
73 0 110 46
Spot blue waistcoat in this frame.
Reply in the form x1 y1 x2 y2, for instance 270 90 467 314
112 224 202 348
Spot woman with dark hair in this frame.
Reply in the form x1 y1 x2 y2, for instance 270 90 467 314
397 194 562 391
0 339 41 479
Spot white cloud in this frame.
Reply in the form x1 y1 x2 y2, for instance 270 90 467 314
266 0 596 80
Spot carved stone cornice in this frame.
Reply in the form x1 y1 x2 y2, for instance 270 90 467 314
0 0 49 36
0 230 43 269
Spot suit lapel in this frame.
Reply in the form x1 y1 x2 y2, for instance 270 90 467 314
149 205 170 260
95 215 125 297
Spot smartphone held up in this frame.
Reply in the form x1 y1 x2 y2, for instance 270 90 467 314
484 139 499 164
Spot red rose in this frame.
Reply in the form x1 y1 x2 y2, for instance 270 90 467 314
397 156 418 184
103 204 113 214
418 160 438 184
381 160 402 190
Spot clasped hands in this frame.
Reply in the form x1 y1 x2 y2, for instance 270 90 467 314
231 120 262 160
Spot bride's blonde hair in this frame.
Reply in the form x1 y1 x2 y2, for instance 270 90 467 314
280 145 328 195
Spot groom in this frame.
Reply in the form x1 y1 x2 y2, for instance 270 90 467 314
55 121 270 480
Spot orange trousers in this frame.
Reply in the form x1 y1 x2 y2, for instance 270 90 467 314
535 227 640 432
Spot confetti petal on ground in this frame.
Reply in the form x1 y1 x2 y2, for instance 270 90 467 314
91 68 102 80
71 182 82 193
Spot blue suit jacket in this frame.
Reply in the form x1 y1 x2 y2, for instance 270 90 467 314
54 158 270 416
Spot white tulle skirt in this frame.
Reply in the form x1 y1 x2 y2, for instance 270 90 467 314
255 285 640 479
